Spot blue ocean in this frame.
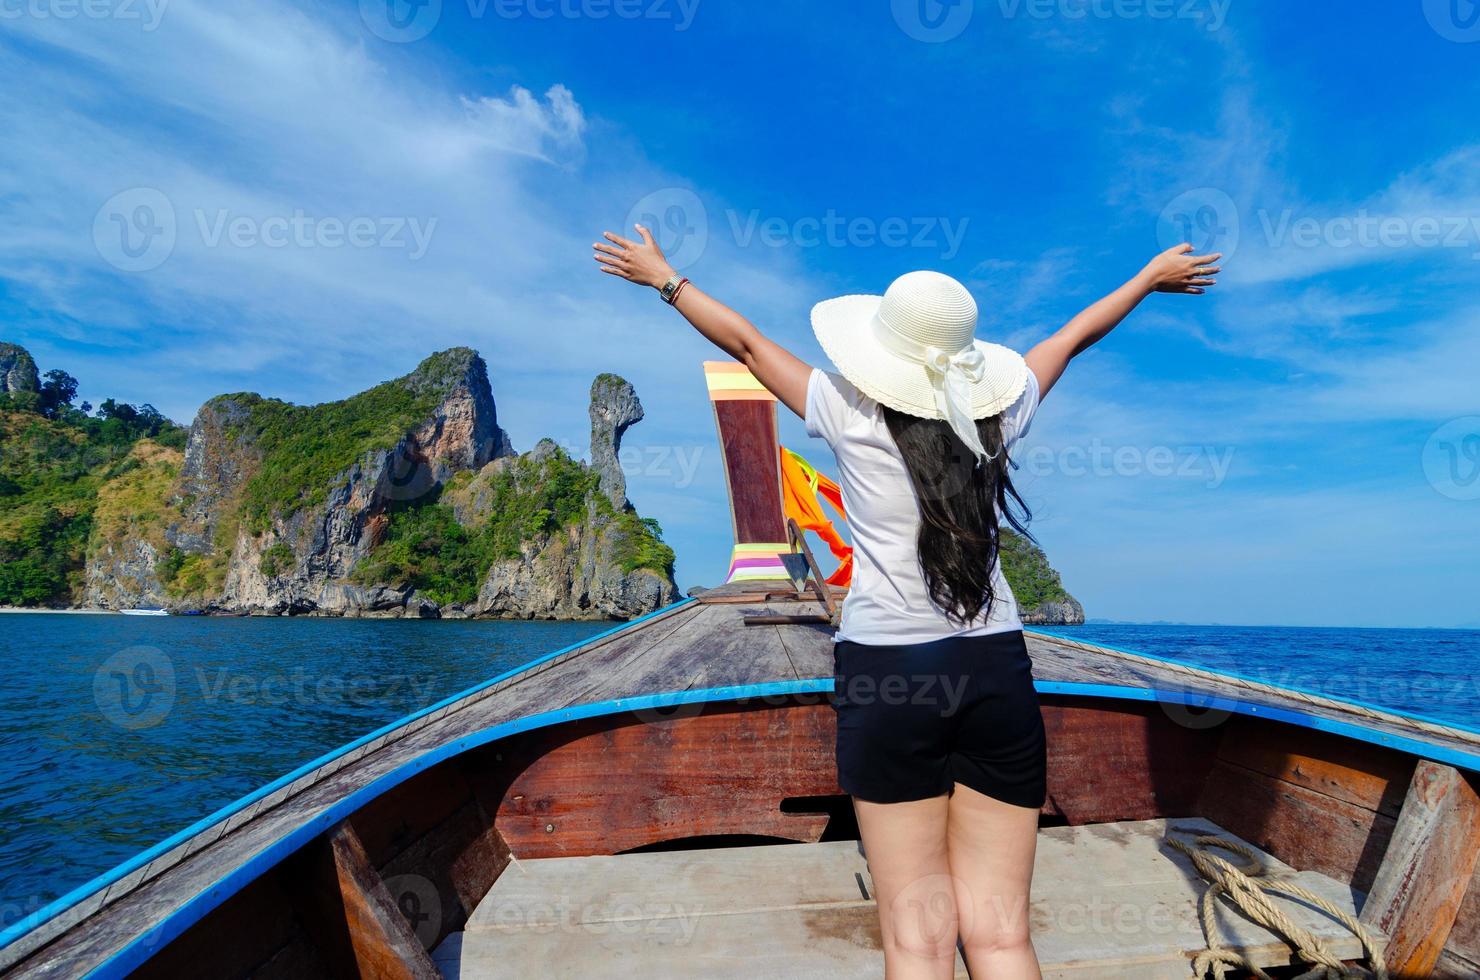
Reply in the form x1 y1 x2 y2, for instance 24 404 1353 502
2 614 1477 924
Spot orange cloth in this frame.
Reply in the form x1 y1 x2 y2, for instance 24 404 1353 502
780 448 853 587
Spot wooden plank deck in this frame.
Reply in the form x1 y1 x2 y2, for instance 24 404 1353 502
3 580 1473 977
434 818 1377 980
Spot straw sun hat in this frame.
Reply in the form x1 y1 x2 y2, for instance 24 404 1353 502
810 271 1028 461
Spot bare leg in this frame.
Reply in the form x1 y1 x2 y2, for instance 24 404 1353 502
854 794 959 980
946 783 1042 979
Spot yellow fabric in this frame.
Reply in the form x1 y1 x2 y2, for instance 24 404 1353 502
780 447 853 587
704 372 768 392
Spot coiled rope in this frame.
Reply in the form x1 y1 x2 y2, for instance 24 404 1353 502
1163 828 1389 980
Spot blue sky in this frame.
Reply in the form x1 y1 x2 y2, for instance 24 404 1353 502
2 0 1479 627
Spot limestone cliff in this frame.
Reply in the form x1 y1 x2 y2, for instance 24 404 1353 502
1000 530 1085 625
444 437 678 620
589 373 641 511
0 343 38 394
79 349 676 620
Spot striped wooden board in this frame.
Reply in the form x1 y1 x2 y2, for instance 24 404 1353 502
703 361 787 581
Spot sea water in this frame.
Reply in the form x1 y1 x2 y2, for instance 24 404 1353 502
2 614 1477 919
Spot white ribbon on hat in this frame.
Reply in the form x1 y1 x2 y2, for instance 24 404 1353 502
871 314 997 463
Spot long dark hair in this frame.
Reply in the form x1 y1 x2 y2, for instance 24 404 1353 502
882 407 1031 625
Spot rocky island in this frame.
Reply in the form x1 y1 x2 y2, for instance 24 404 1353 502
1 344 677 619
0 341 1083 623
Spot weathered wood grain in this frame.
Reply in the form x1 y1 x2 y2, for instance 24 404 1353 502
481 701 840 858
129 855 325 980
1213 716 1415 817
712 399 786 544
1039 698 1220 824
1197 759 1396 893
8 606 1479 978
320 822 439 980
1361 761 1480 976
1439 873 1480 973
442 822 1372 980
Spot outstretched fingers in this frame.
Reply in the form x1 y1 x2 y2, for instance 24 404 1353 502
593 235 631 278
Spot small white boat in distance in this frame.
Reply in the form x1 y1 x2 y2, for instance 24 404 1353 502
120 608 169 617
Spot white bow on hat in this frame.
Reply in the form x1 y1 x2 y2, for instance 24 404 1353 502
809 271 1029 460
922 344 993 462
872 312 998 463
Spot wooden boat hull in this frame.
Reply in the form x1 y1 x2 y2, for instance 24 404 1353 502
6 362 1478 977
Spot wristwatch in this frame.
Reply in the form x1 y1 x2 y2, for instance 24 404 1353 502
659 274 689 305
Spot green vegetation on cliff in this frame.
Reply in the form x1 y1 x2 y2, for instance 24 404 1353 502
228 349 478 530
89 440 183 556
999 530 1075 610
355 442 675 606
0 357 186 605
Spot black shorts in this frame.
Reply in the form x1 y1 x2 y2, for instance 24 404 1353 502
831 630 1047 808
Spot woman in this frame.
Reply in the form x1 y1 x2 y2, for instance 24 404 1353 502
594 228 1219 979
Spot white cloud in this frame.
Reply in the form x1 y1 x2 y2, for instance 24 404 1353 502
460 85 587 165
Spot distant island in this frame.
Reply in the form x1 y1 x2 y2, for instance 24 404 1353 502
0 341 1082 623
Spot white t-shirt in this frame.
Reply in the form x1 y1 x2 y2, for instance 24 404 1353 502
804 367 1040 645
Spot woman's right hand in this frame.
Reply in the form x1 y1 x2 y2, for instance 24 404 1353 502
1139 243 1222 295
593 225 677 289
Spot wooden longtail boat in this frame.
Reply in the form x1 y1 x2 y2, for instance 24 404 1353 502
4 364 1480 979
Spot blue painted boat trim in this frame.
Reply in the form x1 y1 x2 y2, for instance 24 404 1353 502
82 675 1480 978
1036 680 1480 772
84 678 833 980
0 597 697 956
1029 627 1480 739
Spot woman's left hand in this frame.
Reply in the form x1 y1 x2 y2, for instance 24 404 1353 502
593 225 676 289
1140 243 1222 295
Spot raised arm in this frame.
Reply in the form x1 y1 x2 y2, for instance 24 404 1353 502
1026 243 1221 400
594 225 812 418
